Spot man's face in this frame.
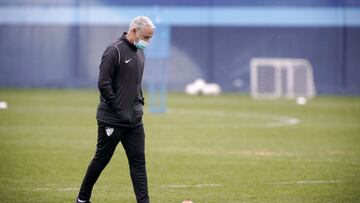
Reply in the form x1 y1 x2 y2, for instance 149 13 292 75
136 25 154 44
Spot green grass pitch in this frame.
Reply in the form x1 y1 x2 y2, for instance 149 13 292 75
0 89 359 202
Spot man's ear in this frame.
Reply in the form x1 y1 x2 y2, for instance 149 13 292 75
131 28 138 34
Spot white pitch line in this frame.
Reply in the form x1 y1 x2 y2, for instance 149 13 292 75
163 184 189 188
168 108 300 128
162 184 222 188
57 187 78 191
30 187 78 191
194 184 222 187
278 180 343 185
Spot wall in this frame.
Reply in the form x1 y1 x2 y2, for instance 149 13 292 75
0 0 359 94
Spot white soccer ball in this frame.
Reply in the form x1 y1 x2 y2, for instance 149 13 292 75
193 78 205 87
185 78 206 95
202 83 221 96
296 97 307 105
185 78 222 96
182 200 193 203
185 83 199 95
0 101 8 109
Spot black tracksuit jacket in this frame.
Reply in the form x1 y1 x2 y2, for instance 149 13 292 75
96 33 145 127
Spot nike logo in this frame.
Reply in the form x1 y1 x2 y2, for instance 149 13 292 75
125 58 132 64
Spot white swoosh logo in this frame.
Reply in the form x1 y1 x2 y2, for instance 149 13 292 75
125 58 132 63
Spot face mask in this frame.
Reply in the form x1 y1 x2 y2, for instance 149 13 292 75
135 33 149 49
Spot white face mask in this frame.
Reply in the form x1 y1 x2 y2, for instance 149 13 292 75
135 33 149 49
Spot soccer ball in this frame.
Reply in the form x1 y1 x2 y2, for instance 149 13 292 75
0 101 8 109
185 78 221 96
202 83 221 96
296 97 307 105
182 200 193 203
185 79 206 95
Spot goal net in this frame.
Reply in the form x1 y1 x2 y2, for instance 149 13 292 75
250 58 316 99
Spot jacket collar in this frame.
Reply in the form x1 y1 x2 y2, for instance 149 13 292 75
121 32 138 51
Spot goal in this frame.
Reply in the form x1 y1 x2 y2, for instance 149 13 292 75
250 58 316 99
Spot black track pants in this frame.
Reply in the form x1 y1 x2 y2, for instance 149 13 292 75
77 121 149 203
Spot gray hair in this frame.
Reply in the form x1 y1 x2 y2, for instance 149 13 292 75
129 16 156 31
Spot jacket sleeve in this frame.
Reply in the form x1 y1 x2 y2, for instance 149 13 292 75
97 46 119 107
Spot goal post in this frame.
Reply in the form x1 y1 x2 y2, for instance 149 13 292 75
250 58 316 99
145 25 170 113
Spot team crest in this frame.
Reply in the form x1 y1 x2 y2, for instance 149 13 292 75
105 127 114 136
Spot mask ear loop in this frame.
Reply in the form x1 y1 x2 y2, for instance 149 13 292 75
136 29 142 43
134 31 141 47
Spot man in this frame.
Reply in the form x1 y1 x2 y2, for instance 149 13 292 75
75 16 155 203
